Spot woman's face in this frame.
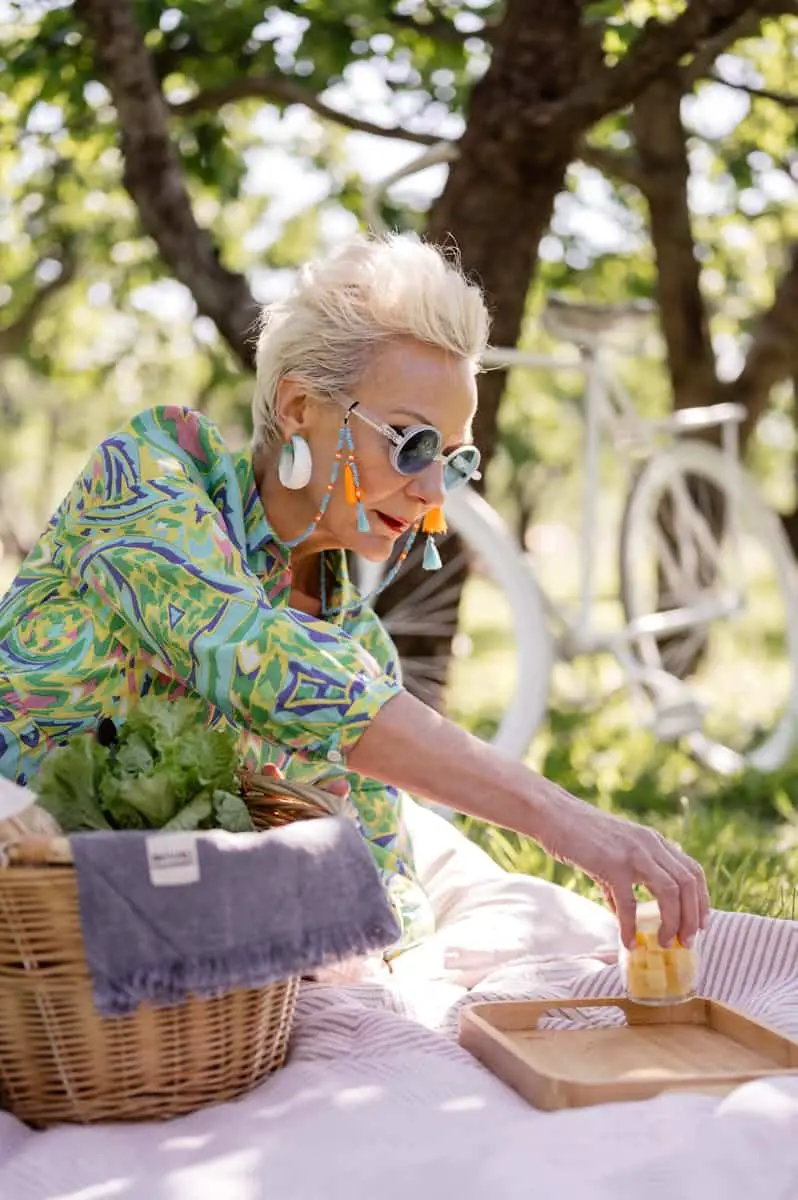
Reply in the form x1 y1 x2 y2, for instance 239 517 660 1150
285 338 478 562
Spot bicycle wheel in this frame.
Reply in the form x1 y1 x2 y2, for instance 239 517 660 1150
619 439 798 773
353 487 552 759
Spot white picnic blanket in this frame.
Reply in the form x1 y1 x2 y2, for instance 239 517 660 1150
1 801 797 1200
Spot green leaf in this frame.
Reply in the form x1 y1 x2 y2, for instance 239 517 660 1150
30 696 246 833
107 772 180 827
582 0 627 22
212 789 255 833
115 731 155 776
97 775 149 830
34 736 113 833
161 790 214 831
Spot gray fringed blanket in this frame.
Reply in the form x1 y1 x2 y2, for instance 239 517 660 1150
69 817 400 1016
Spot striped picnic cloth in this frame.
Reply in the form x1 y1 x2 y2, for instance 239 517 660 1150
442 908 798 1037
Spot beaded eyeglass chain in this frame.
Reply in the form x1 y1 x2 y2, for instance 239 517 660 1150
279 413 427 618
280 423 347 551
320 520 422 618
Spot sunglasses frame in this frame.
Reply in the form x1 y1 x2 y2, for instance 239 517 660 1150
343 401 481 491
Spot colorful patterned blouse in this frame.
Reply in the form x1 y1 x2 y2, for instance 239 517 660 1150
0 405 433 945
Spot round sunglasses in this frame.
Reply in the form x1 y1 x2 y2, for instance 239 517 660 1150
344 401 481 492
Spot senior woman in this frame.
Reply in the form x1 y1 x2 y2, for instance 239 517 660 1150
0 233 707 955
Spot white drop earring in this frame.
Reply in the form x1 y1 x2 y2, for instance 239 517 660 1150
277 434 313 490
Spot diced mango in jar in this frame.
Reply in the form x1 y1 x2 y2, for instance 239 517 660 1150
644 967 668 993
625 899 699 1002
671 946 698 984
626 962 648 995
625 941 697 1001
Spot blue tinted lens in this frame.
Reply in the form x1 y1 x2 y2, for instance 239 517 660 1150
443 446 481 491
395 427 442 475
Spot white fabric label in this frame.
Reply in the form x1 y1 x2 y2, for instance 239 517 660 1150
146 834 201 887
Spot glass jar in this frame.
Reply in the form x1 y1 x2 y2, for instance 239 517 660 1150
619 900 701 1005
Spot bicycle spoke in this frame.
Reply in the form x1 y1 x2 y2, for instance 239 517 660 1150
669 473 724 578
620 442 798 771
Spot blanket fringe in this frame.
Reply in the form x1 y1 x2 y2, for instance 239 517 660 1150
92 915 401 1016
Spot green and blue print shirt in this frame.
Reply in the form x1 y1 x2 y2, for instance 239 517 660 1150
0 405 433 943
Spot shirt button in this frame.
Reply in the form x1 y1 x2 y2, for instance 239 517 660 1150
326 749 343 764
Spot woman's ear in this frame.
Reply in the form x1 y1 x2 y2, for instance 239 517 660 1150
273 377 317 441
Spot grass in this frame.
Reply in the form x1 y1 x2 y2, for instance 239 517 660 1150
450 578 798 920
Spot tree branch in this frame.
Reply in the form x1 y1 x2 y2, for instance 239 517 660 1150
388 11 487 44
710 71 798 107
577 140 643 187
557 0 773 130
169 75 442 145
723 242 798 438
681 9 765 85
632 70 719 412
0 249 76 358
75 0 259 370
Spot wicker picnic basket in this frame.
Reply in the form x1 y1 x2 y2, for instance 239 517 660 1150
0 771 342 1127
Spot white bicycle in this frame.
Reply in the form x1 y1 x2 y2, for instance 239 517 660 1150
358 150 798 775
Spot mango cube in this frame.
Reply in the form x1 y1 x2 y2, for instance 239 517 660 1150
625 936 697 1002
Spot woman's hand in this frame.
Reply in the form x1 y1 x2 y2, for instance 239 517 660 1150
348 691 709 950
528 775 709 949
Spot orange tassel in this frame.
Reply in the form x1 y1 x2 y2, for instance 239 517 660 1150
422 506 447 535
344 463 358 505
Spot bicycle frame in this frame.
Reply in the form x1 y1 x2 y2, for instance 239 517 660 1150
363 145 798 769
481 340 747 670
365 139 744 675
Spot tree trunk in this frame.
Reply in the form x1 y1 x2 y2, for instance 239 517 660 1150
378 0 595 706
427 0 595 467
632 72 720 414
723 242 798 447
780 371 798 555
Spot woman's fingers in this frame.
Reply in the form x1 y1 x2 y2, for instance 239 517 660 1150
636 857 683 945
613 883 639 949
322 777 351 800
692 856 712 930
599 881 616 914
653 838 709 946
265 762 351 803
625 836 708 947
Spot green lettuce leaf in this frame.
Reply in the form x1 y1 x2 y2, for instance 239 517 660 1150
212 790 255 833
101 772 179 828
35 737 113 833
161 791 214 831
32 697 244 834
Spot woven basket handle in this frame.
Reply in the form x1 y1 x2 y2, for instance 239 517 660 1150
3 774 351 867
237 771 351 815
4 836 74 866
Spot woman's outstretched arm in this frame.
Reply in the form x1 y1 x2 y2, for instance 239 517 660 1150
348 690 709 951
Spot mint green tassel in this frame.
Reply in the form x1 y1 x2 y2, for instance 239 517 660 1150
357 506 371 534
423 535 442 571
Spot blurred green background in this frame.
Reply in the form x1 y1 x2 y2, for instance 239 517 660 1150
2 0 798 915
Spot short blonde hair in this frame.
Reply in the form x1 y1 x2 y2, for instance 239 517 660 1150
251 233 491 448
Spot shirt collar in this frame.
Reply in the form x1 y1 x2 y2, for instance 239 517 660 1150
234 448 273 563
233 448 359 621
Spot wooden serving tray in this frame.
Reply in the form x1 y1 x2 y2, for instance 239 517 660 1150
459 996 798 1111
